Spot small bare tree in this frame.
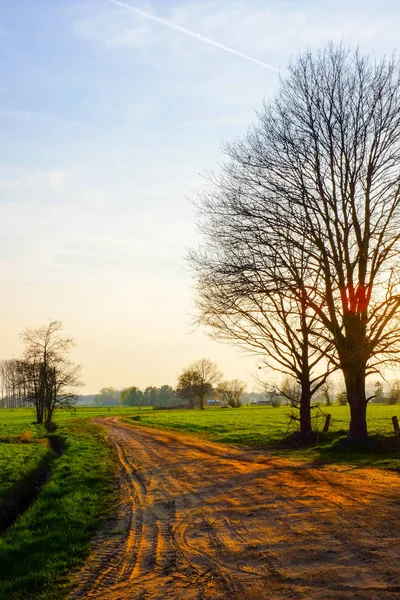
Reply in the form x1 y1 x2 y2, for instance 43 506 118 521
319 379 334 407
388 380 400 405
277 376 302 407
177 359 222 410
21 321 82 427
216 380 246 408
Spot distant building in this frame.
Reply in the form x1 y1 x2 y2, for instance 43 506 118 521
207 399 224 407
250 399 272 406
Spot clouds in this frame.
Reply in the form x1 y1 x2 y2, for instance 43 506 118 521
0 162 193 284
0 166 69 198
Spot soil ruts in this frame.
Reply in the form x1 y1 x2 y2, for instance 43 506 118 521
71 418 400 600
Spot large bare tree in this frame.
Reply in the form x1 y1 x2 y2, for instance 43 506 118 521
192 45 400 441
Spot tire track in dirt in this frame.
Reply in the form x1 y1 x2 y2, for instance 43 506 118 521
71 417 400 600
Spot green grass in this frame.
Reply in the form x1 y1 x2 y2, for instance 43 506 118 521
125 404 400 469
0 405 148 432
0 444 49 503
0 410 117 600
0 414 53 533
0 442 52 540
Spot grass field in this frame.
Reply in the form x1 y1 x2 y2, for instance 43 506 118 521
125 403 400 440
126 404 400 469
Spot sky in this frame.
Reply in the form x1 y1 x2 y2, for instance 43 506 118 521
0 0 400 393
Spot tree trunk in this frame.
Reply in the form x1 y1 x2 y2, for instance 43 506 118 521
45 406 54 431
348 401 368 441
343 368 368 441
299 382 312 437
200 395 205 410
299 300 313 438
35 396 43 424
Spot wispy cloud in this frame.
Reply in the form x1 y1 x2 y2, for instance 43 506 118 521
108 0 285 74
0 166 69 196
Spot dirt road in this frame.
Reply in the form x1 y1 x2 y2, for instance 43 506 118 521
71 417 400 600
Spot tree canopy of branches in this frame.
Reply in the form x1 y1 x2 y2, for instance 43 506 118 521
177 358 222 410
216 379 246 408
21 321 82 428
191 44 400 442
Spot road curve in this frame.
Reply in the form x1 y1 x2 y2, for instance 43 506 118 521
70 417 400 600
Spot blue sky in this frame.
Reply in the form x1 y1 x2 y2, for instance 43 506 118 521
0 0 399 392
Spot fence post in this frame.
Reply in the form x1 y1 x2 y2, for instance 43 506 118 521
323 414 331 433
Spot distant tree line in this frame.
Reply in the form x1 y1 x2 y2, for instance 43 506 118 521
83 367 400 411
89 358 247 409
93 385 180 407
0 359 33 409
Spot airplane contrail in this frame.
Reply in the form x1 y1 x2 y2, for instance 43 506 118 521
108 0 284 74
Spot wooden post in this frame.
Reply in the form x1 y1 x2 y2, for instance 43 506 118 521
392 416 400 438
323 414 331 433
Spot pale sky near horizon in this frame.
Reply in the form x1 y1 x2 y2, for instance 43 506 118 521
1 0 399 394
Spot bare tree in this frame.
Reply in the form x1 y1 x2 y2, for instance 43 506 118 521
277 376 302 407
191 210 334 436
216 379 246 407
193 45 400 442
21 321 82 427
177 359 222 410
388 380 400 405
319 379 334 407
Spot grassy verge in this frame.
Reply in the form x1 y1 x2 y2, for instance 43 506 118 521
0 417 116 600
125 404 400 470
0 443 53 531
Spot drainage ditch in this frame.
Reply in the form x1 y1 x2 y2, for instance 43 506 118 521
0 435 64 534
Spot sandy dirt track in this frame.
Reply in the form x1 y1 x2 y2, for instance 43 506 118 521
71 417 400 600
